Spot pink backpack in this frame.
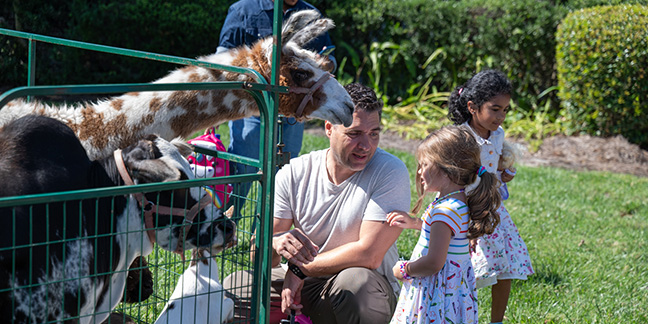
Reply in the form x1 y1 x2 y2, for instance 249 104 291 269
186 127 231 208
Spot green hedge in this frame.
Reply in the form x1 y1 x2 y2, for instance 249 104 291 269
1 0 235 88
556 4 648 148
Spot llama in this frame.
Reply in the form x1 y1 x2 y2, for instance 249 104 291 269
0 10 353 160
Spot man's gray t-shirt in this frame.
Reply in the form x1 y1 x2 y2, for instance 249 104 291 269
274 148 411 294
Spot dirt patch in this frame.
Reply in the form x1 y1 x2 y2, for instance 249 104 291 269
305 127 648 178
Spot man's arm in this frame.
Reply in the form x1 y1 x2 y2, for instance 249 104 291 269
299 220 402 277
216 5 244 53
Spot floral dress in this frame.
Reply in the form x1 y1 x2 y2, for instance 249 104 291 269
391 198 478 324
463 123 534 288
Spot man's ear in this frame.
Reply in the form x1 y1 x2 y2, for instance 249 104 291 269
324 120 333 137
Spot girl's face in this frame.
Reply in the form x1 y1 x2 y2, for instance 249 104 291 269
468 94 511 139
418 160 445 193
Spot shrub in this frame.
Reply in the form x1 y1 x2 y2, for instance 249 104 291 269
1 0 235 88
324 0 568 112
556 4 648 148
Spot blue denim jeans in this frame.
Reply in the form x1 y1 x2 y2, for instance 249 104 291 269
227 116 304 219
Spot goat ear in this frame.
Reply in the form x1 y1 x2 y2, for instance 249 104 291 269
171 137 193 158
122 139 181 183
282 10 334 48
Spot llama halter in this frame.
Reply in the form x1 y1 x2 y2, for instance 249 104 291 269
113 149 213 259
289 72 334 118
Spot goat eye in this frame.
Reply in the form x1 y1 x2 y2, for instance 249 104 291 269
292 70 309 83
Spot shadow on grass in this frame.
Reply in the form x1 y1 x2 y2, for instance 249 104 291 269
528 266 563 286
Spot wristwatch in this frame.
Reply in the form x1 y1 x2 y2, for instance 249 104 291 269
288 262 307 280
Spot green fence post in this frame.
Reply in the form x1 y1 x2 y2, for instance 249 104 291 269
27 38 36 102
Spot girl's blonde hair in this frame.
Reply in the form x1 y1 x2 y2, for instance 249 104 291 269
412 125 501 239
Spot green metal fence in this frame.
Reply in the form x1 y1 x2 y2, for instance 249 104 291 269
0 2 285 323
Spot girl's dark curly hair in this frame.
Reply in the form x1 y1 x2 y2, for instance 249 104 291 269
447 70 512 125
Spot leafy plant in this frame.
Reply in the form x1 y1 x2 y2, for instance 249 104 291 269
505 86 568 151
556 4 648 148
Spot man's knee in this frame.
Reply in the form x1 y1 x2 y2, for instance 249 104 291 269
328 267 396 323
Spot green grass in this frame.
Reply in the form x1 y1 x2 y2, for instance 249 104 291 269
301 131 648 324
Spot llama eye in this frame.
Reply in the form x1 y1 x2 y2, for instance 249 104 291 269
291 70 309 83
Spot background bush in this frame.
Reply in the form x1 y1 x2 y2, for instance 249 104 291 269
0 0 235 88
556 4 648 148
3 0 648 146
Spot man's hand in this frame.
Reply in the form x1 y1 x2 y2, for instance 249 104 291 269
281 270 305 315
272 228 319 267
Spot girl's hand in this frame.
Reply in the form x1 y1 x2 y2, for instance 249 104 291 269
392 262 405 281
501 167 516 183
469 238 479 254
387 211 419 229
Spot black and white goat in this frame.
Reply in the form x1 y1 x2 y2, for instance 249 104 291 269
0 115 236 324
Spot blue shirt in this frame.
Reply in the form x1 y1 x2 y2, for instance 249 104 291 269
217 0 334 61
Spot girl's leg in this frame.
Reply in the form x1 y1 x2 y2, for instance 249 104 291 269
491 279 511 323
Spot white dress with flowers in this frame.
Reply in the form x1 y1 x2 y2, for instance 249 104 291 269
463 123 534 288
390 198 478 324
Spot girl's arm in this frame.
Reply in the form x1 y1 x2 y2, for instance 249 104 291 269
386 210 422 230
403 222 453 277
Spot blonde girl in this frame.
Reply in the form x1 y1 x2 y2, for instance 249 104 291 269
388 125 501 324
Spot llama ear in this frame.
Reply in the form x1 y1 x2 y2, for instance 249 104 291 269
171 137 193 158
122 139 181 184
282 10 334 48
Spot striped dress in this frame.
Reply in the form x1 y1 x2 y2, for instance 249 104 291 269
390 198 478 324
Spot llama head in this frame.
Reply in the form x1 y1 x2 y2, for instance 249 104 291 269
119 135 236 255
263 9 354 126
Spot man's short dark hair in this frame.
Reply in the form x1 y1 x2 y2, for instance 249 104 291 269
344 83 383 117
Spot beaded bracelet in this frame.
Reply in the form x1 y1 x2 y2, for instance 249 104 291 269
399 261 414 280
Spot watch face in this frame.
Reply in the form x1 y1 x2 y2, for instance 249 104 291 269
289 263 306 279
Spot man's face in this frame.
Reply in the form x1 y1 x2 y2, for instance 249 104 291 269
283 0 299 7
326 109 381 173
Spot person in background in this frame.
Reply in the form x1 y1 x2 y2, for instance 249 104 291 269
217 0 336 219
447 69 535 324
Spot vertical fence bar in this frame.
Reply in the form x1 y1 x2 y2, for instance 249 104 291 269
252 0 283 322
27 38 36 102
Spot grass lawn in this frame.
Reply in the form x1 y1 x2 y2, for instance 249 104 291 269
301 131 648 323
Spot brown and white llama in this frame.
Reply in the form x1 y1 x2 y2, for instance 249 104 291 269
0 10 353 160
